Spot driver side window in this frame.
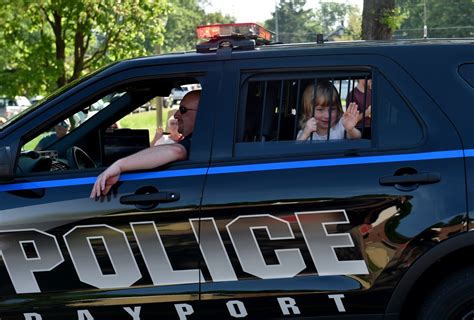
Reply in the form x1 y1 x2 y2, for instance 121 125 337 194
17 77 201 175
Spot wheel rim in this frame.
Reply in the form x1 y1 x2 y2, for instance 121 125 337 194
459 307 474 320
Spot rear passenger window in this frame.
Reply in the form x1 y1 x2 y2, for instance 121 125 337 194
235 69 423 156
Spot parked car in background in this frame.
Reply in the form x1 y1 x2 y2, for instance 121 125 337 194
132 101 153 113
29 95 45 105
169 84 201 104
170 86 190 104
0 96 31 118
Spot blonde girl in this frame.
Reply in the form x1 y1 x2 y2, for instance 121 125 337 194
297 81 361 141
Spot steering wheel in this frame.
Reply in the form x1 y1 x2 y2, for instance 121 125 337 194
67 146 96 169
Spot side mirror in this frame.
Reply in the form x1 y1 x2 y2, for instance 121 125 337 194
0 146 14 181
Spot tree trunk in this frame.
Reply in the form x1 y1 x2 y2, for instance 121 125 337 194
53 11 66 88
71 29 85 82
362 0 395 40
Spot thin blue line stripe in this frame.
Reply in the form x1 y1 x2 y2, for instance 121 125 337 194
119 168 207 181
0 177 97 192
208 150 464 175
0 168 207 192
0 149 470 192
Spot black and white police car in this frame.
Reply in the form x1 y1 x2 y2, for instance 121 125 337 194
0 23 473 320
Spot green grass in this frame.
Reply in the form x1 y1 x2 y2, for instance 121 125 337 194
24 135 43 151
120 111 163 140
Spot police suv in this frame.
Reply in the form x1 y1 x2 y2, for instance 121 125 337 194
0 23 473 320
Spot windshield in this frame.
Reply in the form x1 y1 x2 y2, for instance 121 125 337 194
22 92 126 152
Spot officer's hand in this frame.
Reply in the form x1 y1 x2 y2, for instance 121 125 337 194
90 162 121 198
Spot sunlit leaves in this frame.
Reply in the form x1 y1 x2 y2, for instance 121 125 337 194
0 0 169 96
395 0 474 38
161 0 234 53
264 0 361 43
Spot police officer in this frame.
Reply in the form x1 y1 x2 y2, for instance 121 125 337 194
90 90 200 198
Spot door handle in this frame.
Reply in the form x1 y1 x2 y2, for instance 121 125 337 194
379 172 441 186
120 191 180 205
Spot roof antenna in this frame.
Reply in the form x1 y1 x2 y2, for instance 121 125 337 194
423 0 428 38
316 34 324 44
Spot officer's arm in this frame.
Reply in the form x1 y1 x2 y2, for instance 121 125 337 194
90 144 187 198
116 143 187 172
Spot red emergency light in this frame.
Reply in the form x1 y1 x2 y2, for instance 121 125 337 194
196 23 274 44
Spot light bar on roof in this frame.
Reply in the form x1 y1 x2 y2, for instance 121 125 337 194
196 23 273 43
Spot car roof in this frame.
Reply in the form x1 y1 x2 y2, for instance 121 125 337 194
157 38 474 55
91 38 473 78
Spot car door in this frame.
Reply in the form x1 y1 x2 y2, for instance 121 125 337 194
198 54 466 319
0 61 221 319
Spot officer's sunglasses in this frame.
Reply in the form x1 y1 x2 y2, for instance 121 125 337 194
179 105 197 114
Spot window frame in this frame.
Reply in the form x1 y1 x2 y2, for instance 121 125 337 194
233 67 375 158
230 64 427 160
12 64 220 179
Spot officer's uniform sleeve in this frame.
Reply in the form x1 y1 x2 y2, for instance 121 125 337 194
177 134 192 158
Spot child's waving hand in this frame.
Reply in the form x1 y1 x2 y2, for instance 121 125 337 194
342 102 361 139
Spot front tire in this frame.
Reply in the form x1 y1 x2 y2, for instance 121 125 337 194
418 267 474 320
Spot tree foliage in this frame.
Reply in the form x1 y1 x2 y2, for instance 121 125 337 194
161 0 234 53
265 0 361 43
315 2 351 34
344 8 363 40
265 0 317 43
315 2 360 40
0 0 168 97
395 0 474 38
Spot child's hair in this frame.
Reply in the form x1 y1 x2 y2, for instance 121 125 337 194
300 80 343 129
